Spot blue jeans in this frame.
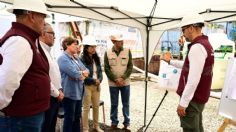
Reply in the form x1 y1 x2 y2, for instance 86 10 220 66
63 97 82 132
0 112 44 132
109 85 130 126
42 96 59 132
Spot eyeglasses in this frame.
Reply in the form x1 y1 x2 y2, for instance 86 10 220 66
181 25 191 32
46 32 55 36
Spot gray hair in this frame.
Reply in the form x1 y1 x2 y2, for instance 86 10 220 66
43 23 51 33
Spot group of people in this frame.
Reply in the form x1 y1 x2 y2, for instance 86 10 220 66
57 33 133 132
0 0 215 132
0 0 133 132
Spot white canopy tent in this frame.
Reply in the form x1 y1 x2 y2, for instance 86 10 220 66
1 0 236 63
1 0 236 127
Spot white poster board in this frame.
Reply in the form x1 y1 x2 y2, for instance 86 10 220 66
218 58 236 121
158 60 181 92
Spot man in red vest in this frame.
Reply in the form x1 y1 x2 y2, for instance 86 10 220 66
161 13 214 132
0 0 51 131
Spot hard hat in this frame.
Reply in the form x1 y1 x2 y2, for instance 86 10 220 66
110 34 123 41
7 0 50 18
180 13 205 27
82 35 97 46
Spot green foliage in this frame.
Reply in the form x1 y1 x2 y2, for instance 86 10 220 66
207 23 224 29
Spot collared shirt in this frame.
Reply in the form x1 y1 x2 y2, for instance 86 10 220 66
0 36 33 109
104 46 133 82
40 41 62 98
170 43 207 107
58 51 87 100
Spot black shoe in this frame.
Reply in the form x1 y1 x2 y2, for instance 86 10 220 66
122 126 131 132
111 124 118 130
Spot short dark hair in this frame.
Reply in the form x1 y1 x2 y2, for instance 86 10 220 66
61 37 78 51
193 23 205 28
13 9 28 15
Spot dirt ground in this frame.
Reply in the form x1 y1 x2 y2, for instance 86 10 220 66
56 72 236 132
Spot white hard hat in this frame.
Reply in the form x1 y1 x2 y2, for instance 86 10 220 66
180 13 205 27
110 34 123 41
7 0 50 18
82 35 97 46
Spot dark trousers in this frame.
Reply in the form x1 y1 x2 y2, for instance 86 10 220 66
42 97 59 132
180 101 205 132
63 97 82 132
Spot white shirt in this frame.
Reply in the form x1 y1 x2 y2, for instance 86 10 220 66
93 60 97 79
170 44 207 107
40 41 62 98
0 36 33 109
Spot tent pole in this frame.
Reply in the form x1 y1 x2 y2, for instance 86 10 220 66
144 19 150 127
144 90 168 132
144 0 158 128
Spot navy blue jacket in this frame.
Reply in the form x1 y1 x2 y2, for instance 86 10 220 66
80 55 103 85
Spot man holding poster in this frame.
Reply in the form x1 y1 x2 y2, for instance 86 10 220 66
161 13 214 132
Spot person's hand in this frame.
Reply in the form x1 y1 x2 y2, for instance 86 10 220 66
178 35 185 47
82 70 89 77
177 104 186 117
95 79 100 86
57 90 64 102
115 79 121 87
115 77 125 87
160 51 172 63
80 75 86 81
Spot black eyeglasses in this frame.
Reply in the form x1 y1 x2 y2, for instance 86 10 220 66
46 32 55 36
181 25 191 32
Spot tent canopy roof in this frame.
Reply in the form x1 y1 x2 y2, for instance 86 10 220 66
1 0 236 63
1 0 236 30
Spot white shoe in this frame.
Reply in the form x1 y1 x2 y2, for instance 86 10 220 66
94 127 104 132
